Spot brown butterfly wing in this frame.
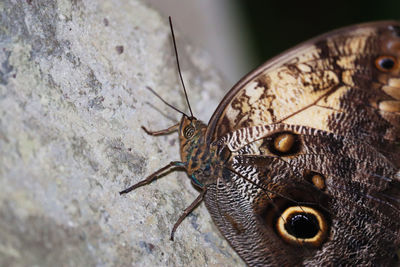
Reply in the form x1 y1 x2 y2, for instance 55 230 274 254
205 178 302 266
205 124 399 266
202 21 400 266
206 21 400 165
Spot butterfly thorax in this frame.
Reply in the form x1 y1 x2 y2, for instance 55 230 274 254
178 116 219 187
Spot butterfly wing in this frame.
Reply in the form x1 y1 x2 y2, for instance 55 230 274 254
206 123 399 265
206 21 400 165
203 21 400 266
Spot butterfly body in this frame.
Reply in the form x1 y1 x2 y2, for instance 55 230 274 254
123 21 400 266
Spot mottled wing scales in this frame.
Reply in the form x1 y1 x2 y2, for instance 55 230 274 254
206 21 400 160
204 176 302 267
208 124 400 265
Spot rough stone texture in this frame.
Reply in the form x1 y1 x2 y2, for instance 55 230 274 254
0 0 244 266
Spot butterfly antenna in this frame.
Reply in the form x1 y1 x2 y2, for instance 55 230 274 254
169 16 194 118
145 86 188 117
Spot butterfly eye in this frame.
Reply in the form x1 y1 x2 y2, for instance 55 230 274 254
375 56 398 72
276 206 328 247
183 125 195 139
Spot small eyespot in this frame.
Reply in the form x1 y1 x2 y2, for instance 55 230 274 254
375 56 398 72
274 133 295 153
311 174 325 190
276 206 328 247
266 132 301 156
183 125 195 139
304 171 326 190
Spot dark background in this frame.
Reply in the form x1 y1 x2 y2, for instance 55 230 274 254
236 1 400 69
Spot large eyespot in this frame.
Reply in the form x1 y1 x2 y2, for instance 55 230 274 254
183 125 195 139
375 56 398 72
276 206 328 247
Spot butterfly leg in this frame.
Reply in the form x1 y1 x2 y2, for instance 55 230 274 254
170 187 207 241
119 161 186 194
141 123 179 136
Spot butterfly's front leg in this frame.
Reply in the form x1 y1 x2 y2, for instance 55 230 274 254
141 123 179 136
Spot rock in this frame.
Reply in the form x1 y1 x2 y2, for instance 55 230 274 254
0 0 244 266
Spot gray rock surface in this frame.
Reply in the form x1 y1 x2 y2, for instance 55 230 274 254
0 0 244 266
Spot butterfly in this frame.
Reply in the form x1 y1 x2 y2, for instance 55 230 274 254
121 19 400 266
